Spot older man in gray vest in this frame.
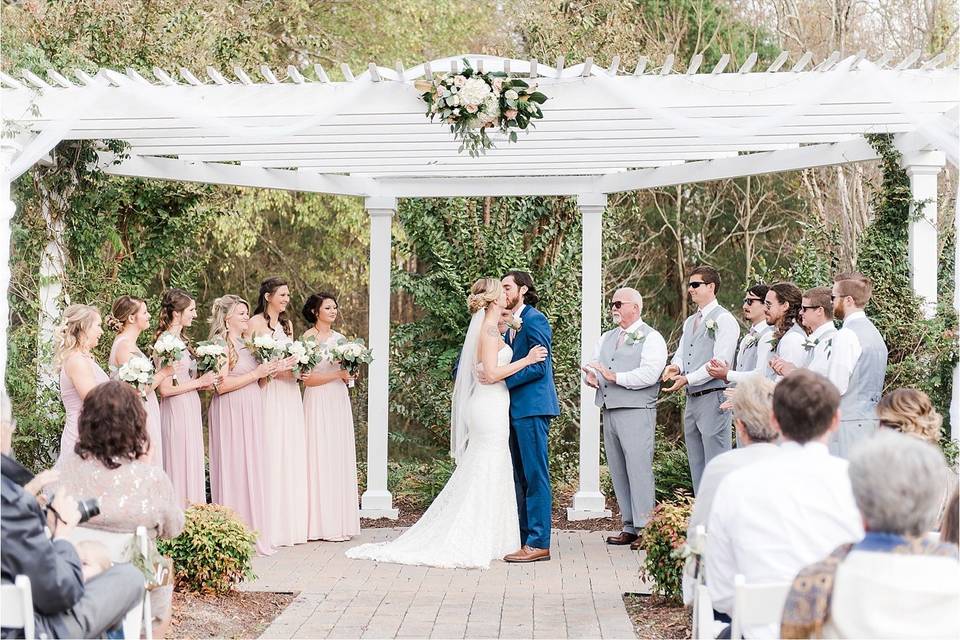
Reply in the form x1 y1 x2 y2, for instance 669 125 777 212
583 288 667 549
662 266 739 492
827 272 888 458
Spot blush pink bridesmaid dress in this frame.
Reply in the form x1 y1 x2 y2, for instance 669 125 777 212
159 348 207 507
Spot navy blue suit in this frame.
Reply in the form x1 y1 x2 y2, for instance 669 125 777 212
505 305 559 549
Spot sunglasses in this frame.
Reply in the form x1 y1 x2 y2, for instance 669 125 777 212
611 301 635 309
743 298 762 306
801 305 822 311
688 281 708 289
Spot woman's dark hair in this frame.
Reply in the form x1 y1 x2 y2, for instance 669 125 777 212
75 381 148 469
503 270 539 306
769 281 802 340
154 288 195 353
254 276 291 336
941 487 959 546
746 283 769 300
302 292 338 325
105 295 144 333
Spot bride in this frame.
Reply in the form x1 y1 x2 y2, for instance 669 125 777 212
346 277 548 569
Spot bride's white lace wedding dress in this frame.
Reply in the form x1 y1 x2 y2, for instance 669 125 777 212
346 343 520 569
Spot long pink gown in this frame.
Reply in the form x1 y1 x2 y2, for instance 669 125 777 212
159 348 207 507
303 331 360 541
261 323 309 546
109 337 163 466
208 339 273 556
57 353 109 465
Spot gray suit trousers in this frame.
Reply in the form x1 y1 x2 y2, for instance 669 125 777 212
603 407 656 534
683 390 732 493
35 563 144 639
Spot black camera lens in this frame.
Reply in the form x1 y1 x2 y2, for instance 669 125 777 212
76 497 101 524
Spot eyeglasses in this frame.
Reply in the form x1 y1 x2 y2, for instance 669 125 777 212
743 298 762 306
688 281 707 289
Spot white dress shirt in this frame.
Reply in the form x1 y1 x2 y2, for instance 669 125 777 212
706 441 863 638
727 321 774 384
826 310 865 396
592 318 668 389
802 322 837 377
770 323 807 381
670 299 739 387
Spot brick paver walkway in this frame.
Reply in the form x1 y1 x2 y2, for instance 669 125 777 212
244 528 650 639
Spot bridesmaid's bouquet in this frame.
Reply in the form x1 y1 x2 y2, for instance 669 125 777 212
152 332 187 386
286 338 323 379
246 334 287 364
117 355 154 399
195 340 228 376
329 338 374 388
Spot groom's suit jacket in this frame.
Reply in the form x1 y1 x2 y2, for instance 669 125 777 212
505 305 560 420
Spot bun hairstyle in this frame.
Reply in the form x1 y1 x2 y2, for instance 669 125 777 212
208 294 249 368
54 304 101 369
302 292 337 325
467 277 503 314
154 288 195 351
769 282 802 340
105 295 144 333
254 276 291 336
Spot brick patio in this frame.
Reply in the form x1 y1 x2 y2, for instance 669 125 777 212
243 528 650 639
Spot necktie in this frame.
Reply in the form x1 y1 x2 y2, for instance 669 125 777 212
693 312 702 331
616 329 627 349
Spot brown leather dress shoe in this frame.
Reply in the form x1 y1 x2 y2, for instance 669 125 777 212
503 545 551 563
629 538 643 551
605 532 639 545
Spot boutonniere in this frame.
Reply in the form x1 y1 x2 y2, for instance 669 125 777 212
741 333 758 350
770 335 781 351
506 316 522 332
825 337 833 358
624 328 646 345
704 318 717 339
802 337 820 351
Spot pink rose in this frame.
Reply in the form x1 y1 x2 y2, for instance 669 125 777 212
505 109 518 120
465 104 479 113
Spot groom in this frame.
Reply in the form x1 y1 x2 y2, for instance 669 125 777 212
499 271 559 562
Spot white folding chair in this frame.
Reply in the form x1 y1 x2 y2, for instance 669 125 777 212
730 574 791 639
70 526 153 639
689 525 709 637
1 575 35 640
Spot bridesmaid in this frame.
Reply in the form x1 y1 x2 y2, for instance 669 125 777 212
301 292 360 542
55 304 109 466
207 294 280 556
248 277 309 547
156 288 218 507
106 296 174 466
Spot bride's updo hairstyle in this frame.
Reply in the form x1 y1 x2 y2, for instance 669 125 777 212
467 277 503 314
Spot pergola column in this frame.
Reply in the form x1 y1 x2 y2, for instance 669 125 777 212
953 181 960 438
568 193 612 520
361 196 399 519
0 142 21 393
901 150 946 318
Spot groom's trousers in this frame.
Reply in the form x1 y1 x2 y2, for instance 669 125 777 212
509 415 552 549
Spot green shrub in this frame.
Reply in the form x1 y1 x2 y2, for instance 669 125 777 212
653 431 694 502
390 457 457 509
156 504 256 594
639 495 694 603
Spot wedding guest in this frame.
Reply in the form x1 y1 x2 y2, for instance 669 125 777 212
781 431 959 639
301 292 360 542
248 277 308 547
156 289 218 507
941 488 959 546
707 370 862 639
706 283 774 386
54 381 184 638
208 295 279 556
55 304 109 466
827 272 888 457
762 282 806 381
107 295 174 466
662 266 739 492
582 287 667 551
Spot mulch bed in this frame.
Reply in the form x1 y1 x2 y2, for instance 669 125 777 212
169 590 297 639
623 594 691 640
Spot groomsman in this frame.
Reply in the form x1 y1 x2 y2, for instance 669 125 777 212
827 272 888 457
582 288 667 550
770 286 837 378
662 266 739 492
706 283 774 385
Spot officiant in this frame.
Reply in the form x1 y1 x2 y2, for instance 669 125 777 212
582 288 667 550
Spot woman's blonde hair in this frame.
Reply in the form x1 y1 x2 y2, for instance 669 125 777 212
467 278 503 314
208 295 249 367
54 304 101 370
877 388 943 445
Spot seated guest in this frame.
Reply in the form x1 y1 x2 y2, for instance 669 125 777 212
781 431 959 639
54 381 184 638
942 488 959 546
0 390 144 639
707 370 862 639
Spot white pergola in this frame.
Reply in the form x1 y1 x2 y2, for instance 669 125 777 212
2 53 958 519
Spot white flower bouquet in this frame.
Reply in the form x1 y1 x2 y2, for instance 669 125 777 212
152 332 187 386
117 355 155 399
246 333 287 364
286 338 323 378
329 338 374 388
415 58 548 156
195 340 228 376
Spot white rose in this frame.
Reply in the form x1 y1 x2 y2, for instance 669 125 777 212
453 75 466 87
504 89 519 100
492 78 503 92
137 372 150 384
459 77 492 105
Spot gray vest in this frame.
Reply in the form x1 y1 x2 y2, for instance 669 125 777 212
838 315 888 422
735 324 773 373
680 305 731 393
594 323 661 409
